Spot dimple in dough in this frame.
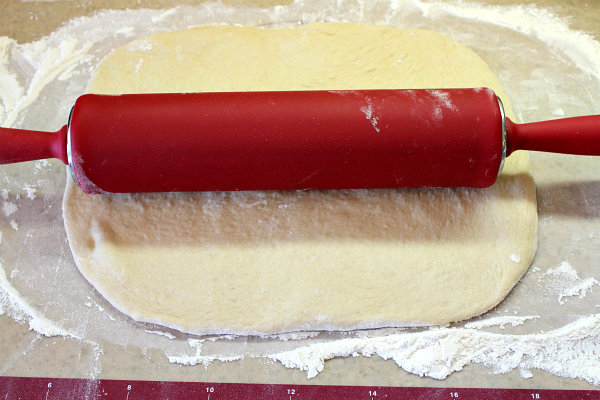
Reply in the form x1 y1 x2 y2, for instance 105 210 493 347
63 23 537 335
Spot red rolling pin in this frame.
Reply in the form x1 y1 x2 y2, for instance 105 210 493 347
1 88 599 194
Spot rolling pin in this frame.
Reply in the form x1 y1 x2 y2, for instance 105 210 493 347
1 88 599 194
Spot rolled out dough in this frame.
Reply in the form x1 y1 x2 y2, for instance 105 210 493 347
63 23 537 335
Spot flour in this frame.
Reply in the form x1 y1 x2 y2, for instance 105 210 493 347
0 262 79 339
463 315 539 329
33 160 51 171
166 338 243 367
510 253 521 263
0 0 599 388
359 97 381 133
145 329 176 339
404 0 600 85
426 89 458 111
127 40 153 53
151 8 179 24
267 314 600 383
22 184 37 200
167 352 243 367
520 367 534 379
88 344 104 379
0 38 23 123
541 261 599 305
265 331 321 341
0 260 106 379
0 37 93 127
2 201 16 217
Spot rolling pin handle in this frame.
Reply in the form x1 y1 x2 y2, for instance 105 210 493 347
0 125 69 165
506 115 600 156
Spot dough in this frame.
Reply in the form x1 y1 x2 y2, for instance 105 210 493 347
63 23 537 335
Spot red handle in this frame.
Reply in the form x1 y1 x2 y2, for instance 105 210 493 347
0 126 68 164
506 115 600 156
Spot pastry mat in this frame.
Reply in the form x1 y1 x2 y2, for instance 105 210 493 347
0 0 599 393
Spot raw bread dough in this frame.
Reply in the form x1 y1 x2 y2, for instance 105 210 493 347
63 23 537 335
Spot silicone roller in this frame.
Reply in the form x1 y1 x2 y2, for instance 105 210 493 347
1 88 599 194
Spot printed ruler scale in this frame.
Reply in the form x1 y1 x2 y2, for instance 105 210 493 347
0 377 598 399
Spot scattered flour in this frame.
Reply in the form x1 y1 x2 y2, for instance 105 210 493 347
2 201 17 217
206 334 237 341
166 338 243 367
541 261 599 305
127 39 154 52
0 37 93 127
264 331 321 341
151 7 179 24
145 329 176 339
463 315 539 329
88 344 104 379
404 0 600 85
359 97 381 133
22 184 37 200
114 26 135 37
0 261 104 378
510 253 521 263
33 160 51 171
267 314 600 383
520 368 534 379
0 261 79 339
426 89 458 111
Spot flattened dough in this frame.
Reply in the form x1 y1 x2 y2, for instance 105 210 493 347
63 23 537 335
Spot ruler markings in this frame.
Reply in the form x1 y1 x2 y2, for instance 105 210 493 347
0 376 596 399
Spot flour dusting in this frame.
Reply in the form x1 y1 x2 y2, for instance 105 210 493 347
0 262 80 339
145 329 176 339
359 97 381 133
2 201 17 217
267 314 600 383
127 39 154 52
464 315 539 329
427 89 458 111
265 331 321 341
22 184 37 200
541 261 599 305
0 37 93 127
166 338 243 367
404 0 600 85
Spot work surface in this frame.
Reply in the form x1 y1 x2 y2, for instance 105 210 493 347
1 0 600 392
